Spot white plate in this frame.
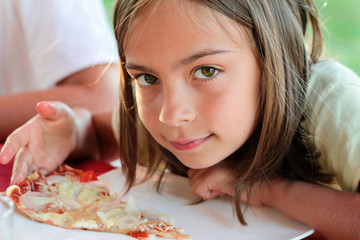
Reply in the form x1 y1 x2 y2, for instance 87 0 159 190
8 166 313 240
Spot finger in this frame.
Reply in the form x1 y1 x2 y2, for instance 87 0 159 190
187 169 206 185
36 101 57 119
0 128 30 165
240 190 248 203
0 141 15 165
187 168 195 176
208 190 223 199
187 168 197 179
10 146 34 185
38 167 51 177
191 180 223 200
36 101 74 121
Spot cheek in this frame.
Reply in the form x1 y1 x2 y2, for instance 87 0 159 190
210 77 260 138
136 102 152 129
135 94 159 134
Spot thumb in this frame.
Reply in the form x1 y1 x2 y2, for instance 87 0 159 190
36 101 58 119
36 101 74 122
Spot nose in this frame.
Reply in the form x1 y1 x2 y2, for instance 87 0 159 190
159 83 196 127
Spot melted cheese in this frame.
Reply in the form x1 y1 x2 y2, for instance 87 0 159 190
7 167 190 239
77 186 101 205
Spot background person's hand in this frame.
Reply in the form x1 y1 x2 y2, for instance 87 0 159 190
0 101 82 185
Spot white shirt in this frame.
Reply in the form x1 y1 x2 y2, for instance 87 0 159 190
0 0 118 95
304 60 360 191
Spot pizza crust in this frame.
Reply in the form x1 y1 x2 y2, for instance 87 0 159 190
6 165 190 239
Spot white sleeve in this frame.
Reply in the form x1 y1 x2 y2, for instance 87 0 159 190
16 0 118 89
305 60 360 192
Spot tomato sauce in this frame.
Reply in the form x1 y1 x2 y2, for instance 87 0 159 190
130 231 149 239
79 170 98 182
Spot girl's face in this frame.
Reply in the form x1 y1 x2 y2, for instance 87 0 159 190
125 1 260 169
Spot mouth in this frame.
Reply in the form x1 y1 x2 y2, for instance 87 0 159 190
169 135 212 151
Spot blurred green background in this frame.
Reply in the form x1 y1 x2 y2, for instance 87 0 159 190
103 0 360 75
315 0 360 75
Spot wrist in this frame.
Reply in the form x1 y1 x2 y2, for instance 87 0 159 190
260 178 291 207
71 108 100 160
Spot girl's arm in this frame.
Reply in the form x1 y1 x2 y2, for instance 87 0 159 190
188 166 360 240
261 179 360 240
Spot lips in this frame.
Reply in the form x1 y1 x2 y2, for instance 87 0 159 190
169 135 211 151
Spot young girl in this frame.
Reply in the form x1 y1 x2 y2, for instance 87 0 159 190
1 0 359 239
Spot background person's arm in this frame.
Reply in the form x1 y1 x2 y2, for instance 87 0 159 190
0 63 119 140
0 100 119 185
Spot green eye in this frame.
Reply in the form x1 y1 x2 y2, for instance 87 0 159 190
137 74 158 86
194 66 218 79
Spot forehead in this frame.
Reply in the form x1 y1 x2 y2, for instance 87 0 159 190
124 0 250 59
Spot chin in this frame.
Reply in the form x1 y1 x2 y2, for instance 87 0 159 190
177 156 218 170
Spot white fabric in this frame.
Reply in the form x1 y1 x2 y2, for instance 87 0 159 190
304 60 360 191
0 0 118 95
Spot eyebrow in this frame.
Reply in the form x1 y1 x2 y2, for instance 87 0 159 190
179 49 230 66
125 49 230 72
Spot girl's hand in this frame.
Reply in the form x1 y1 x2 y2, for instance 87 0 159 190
187 162 235 200
0 101 81 185
187 162 274 207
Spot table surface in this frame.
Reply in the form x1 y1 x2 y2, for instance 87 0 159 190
0 157 325 240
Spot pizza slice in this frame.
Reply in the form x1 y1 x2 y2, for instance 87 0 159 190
6 165 190 240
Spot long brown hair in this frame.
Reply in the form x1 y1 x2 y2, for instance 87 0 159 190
113 0 334 224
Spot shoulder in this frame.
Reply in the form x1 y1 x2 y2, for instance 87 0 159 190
311 59 357 77
305 60 360 192
306 60 360 120
309 59 360 94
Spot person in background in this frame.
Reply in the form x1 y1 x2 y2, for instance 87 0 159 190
1 1 360 239
0 0 119 140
